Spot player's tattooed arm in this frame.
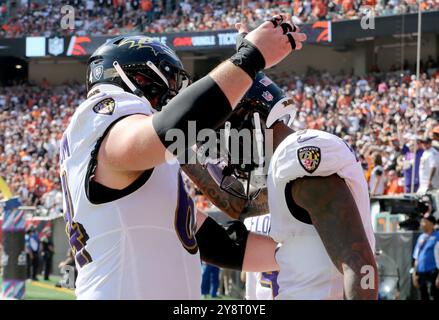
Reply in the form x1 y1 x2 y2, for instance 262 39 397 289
181 163 269 219
290 174 378 300
241 188 269 220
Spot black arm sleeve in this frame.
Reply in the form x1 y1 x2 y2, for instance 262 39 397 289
152 75 232 153
195 217 249 271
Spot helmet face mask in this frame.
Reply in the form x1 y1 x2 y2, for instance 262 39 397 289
197 106 268 200
201 73 295 200
86 36 190 110
204 160 262 201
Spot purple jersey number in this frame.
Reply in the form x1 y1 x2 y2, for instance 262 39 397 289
261 271 280 299
60 135 92 268
60 171 92 268
174 172 198 255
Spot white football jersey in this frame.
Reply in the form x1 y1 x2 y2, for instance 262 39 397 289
267 129 375 300
243 214 278 300
59 84 201 299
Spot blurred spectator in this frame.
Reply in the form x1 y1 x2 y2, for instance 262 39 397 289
369 153 385 196
432 126 439 149
201 262 220 298
412 214 439 300
220 268 234 296
40 236 54 281
384 169 404 195
402 140 423 193
25 226 40 281
418 137 439 194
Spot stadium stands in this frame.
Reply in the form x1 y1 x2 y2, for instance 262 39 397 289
1 0 438 38
0 83 83 215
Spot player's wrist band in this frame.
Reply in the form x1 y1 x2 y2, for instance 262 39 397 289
235 32 248 51
196 217 249 271
229 38 265 79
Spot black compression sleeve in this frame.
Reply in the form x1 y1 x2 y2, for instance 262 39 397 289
152 75 232 156
196 217 249 271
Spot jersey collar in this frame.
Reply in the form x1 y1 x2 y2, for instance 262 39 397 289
87 84 125 99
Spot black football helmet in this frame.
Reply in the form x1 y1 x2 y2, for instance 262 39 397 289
86 35 190 110
200 72 296 200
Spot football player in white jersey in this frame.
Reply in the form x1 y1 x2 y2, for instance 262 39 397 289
59 18 305 299
243 214 279 300
183 70 378 300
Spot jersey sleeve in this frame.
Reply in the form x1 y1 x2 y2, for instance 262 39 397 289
270 130 358 184
67 89 153 157
89 90 154 133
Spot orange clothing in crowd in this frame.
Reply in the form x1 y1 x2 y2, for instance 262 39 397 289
363 0 377 6
364 156 374 182
313 0 328 17
337 95 352 108
342 0 354 12
41 178 54 192
31 109 41 119
113 0 126 8
385 179 404 195
27 175 42 192
141 0 152 11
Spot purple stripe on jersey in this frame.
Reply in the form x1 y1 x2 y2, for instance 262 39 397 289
261 271 280 298
174 172 198 254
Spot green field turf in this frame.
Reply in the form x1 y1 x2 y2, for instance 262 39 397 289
1 276 239 300
1 276 76 300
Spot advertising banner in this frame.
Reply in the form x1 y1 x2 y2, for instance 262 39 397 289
1 197 26 300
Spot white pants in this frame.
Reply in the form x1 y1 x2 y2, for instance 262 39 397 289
275 235 344 300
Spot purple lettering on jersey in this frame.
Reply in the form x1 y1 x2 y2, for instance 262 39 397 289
252 215 271 235
61 170 92 267
254 216 261 233
261 271 280 298
174 172 198 255
60 134 70 164
261 215 270 234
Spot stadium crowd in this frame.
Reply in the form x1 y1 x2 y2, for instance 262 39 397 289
1 0 439 38
1 59 438 214
269 56 439 196
0 81 82 215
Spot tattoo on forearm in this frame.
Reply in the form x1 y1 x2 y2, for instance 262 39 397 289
241 188 270 219
181 164 269 219
181 164 244 218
